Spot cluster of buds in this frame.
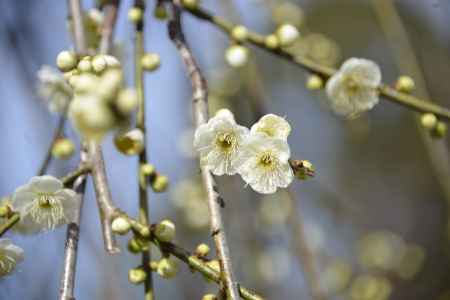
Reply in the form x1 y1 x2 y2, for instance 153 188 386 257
56 50 138 142
139 163 169 193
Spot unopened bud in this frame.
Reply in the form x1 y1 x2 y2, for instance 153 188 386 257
202 294 218 300
77 57 93 73
112 216 131 235
225 45 249 68
290 159 315 180
129 268 147 284
276 24 300 47
306 75 323 90
128 7 143 23
157 258 178 279
181 0 198 9
56 51 78 72
114 129 145 156
395 76 415 93
431 121 447 139
51 138 76 160
195 243 210 258
141 53 161 71
264 34 279 49
231 25 248 42
128 238 142 254
152 175 169 193
420 113 437 130
92 55 107 73
116 88 139 115
154 219 176 242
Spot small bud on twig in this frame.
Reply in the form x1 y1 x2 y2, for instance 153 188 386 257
112 216 132 235
129 268 147 284
290 159 315 180
154 219 176 242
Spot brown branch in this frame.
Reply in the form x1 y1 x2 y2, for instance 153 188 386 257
182 5 450 121
59 169 87 300
168 2 240 299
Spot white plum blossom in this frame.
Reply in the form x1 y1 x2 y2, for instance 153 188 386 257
238 134 293 194
251 114 291 141
325 58 381 117
0 239 24 277
11 176 79 234
37 66 72 113
194 109 249 176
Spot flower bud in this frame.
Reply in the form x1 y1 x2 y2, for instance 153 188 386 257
128 238 142 254
225 45 249 68
195 243 210 258
92 55 107 73
129 268 147 284
154 219 176 242
112 216 131 235
56 50 78 72
154 5 167 19
140 163 156 177
306 75 323 90
420 113 437 130
395 76 415 93
276 24 300 47
181 0 198 9
77 57 93 73
431 121 447 139
157 257 178 278
141 53 161 71
231 25 248 42
114 128 145 156
149 261 159 271
202 294 218 300
69 97 115 141
128 7 143 23
152 175 169 193
290 159 315 180
51 138 76 160
264 34 279 49
116 88 139 115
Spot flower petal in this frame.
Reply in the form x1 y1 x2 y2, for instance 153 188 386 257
28 176 63 193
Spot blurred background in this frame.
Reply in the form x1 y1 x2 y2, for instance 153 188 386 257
1 0 450 299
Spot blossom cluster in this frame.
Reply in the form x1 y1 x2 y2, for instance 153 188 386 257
194 109 294 194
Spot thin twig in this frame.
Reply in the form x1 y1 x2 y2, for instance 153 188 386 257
0 214 20 238
59 168 87 300
168 2 240 299
182 5 450 121
157 241 264 300
37 113 67 176
133 0 155 298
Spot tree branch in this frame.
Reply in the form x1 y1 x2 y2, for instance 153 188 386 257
182 5 450 121
168 2 240 299
133 0 155 298
59 169 87 300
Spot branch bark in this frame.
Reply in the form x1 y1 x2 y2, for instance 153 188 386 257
168 2 240 299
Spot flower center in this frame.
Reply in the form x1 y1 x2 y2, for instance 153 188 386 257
29 194 65 229
345 76 360 93
259 152 276 169
216 132 236 151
